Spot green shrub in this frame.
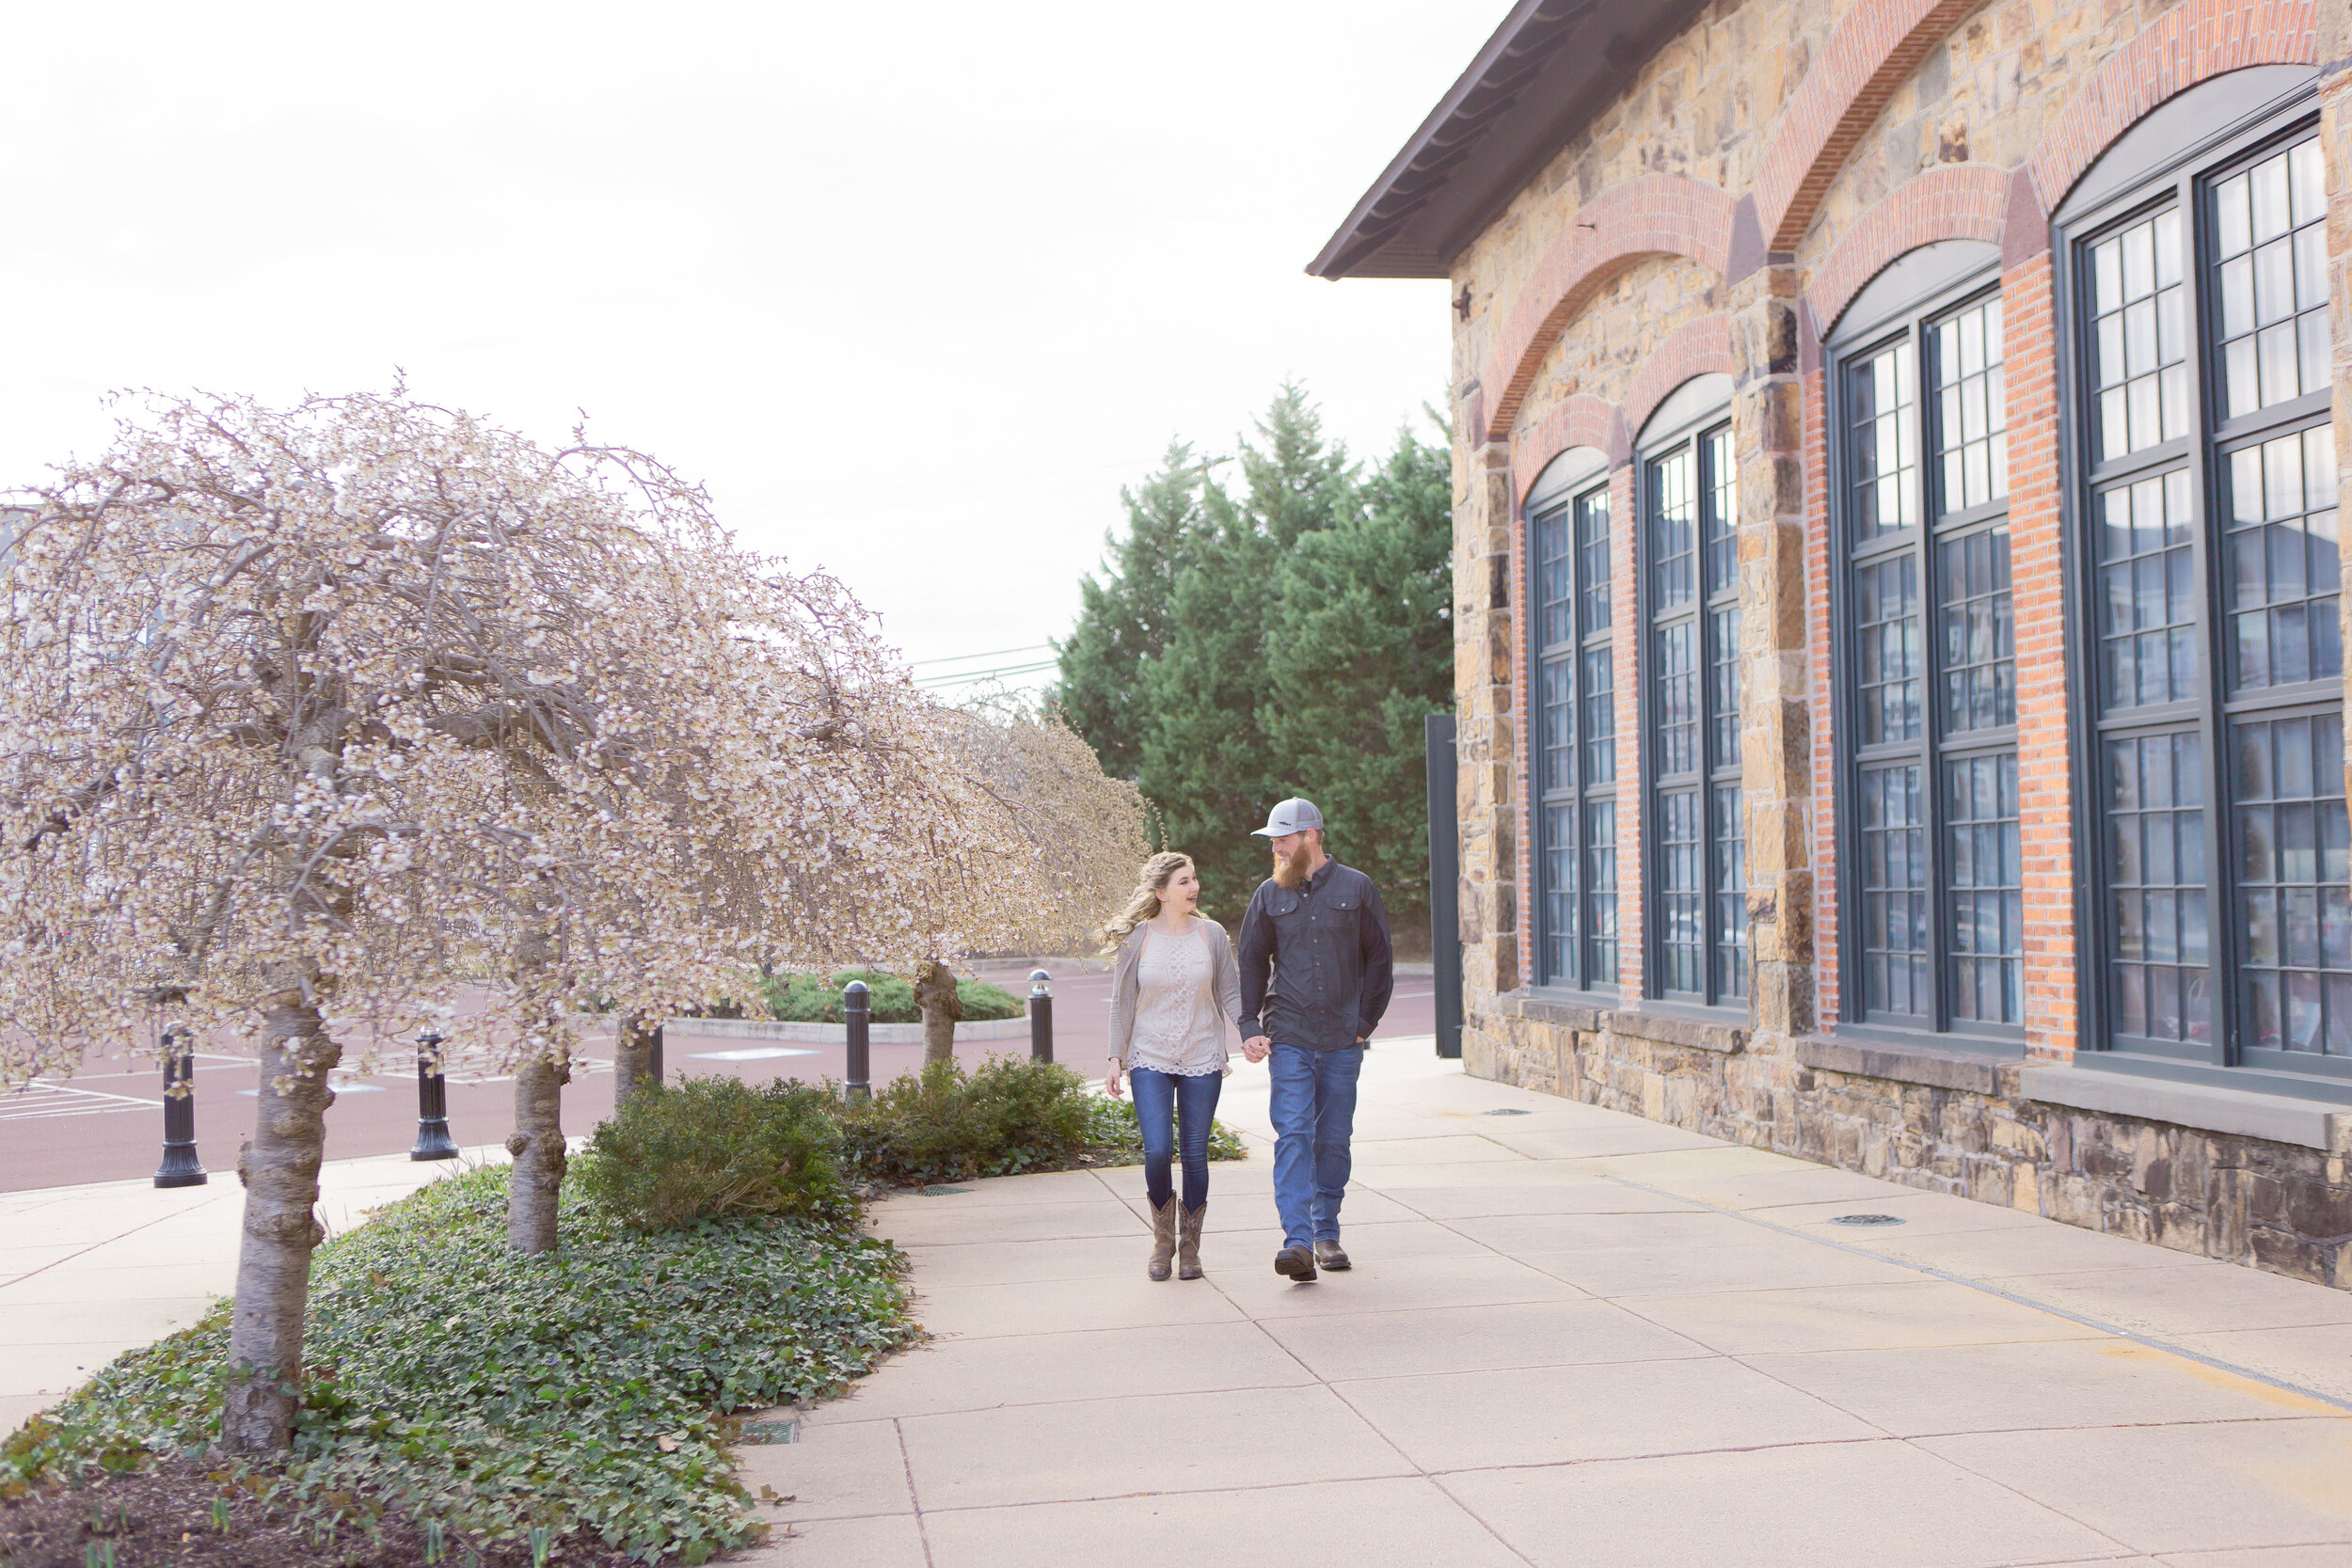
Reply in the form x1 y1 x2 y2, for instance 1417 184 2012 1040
840 1055 1099 1185
758 969 1023 1024
1 1165 914 1563
580 1076 847 1229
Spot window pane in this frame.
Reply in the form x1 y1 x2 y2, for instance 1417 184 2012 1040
1541 656 1573 793
1535 507 1572 652
2106 732 2213 1045
1848 340 1918 540
1585 800 1618 985
2214 135 2328 419
1855 554 1923 742
2094 470 2199 709
1543 802 1576 985
2090 211 2188 456
1577 487 1613 631
2234 712 2352 1054
1651 448 1696 609
1658 787 1704 996
1705 427 1739 594
1713 784 1748 1002
2225 425 2340 693
1710 605 1742 768
1947 753 2024 1022
1861 764 1930 1017
1581 646 1615 785
1656 621 1699 777
1940 527 2015 731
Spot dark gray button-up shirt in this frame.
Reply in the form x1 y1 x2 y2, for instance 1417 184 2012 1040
1234 859 1393 1052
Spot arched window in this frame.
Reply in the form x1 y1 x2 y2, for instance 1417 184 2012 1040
1638 377 1743 1008
1827 241 2021 1041
2060 68 2343 1088
1527 449 1617 991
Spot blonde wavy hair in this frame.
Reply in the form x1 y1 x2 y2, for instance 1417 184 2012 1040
1096 850 1195 954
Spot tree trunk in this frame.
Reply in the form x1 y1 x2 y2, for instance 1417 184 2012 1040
506 1050 570 1253
221 977 340 1455
914 958 961 1068
612 1013 662 1106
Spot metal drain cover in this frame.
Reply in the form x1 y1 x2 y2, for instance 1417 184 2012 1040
1827 1213 1906 1227
918 1187 973 1196
1482 1108 1533 1117
740 1420 799 1445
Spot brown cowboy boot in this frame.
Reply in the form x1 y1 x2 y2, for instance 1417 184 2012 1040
1147 1196 1178 1281
1177 1203 1206 1279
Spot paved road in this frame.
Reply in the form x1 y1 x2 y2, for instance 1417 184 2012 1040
737 1050 2352 1568
0 966 1436 1194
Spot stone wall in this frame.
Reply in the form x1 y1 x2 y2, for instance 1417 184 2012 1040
1468 1010 2352 1290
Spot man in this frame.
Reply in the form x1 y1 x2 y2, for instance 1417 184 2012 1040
1235 797 1393 1283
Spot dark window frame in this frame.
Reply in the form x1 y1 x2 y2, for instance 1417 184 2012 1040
1825 261 2026 1050
1637 397 1746 1012
2056 87 2352 1101
1527 459 1619 995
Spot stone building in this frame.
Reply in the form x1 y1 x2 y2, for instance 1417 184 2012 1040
1314 0 2352 1288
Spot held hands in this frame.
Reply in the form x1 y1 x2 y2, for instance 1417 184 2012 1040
1104 1060 1125 1099
1242 1036 1271 1063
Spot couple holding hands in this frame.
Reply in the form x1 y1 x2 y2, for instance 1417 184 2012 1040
1100 797 1394 1284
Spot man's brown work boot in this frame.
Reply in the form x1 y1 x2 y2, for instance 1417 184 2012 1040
1273 1243 1318 1282
1313 1239 1351 1271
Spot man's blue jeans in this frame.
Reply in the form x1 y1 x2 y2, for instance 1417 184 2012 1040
1267 1042 1362 1249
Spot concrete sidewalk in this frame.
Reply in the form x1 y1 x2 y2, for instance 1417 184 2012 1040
739 1043 2352 1568
0 1145 507 1435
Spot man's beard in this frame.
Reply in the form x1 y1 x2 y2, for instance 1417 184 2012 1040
1272 844 1311 889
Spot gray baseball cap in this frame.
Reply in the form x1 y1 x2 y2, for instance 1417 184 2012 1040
1251 797 1325 837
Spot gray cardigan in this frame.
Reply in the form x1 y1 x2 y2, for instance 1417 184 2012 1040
1106 919 1243 1073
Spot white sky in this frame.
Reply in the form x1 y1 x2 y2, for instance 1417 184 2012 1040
0 3 1492 694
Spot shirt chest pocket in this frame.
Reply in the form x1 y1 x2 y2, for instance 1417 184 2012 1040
1312 894 1361 937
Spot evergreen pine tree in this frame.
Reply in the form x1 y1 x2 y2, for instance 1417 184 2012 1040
1140 387 1357 920
1263 416 1455 952
1053 441 1210 781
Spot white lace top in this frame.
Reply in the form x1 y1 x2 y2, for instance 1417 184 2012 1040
1107 919 1243 1076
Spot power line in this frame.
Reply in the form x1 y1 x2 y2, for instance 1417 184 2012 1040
907 641 1053 668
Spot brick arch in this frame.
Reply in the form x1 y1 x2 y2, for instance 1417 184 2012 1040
1513 396 1625 504
1807 166 2011 332
1478 175 1739 443
1621 316 1739 446
2027 0 2316 212
1754 0 1992 252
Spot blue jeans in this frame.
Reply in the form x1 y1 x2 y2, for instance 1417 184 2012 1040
1267 1043 1362 1249
1129 1066 1222 1212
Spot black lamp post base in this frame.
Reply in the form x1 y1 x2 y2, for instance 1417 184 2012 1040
410 1118 459 1161
153 1147 208 1188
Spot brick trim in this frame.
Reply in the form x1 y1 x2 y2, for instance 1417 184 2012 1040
2026 0 2320 212
1807 166 2013 333
1511 395 1624 505
1754 0 1994 251
1621 316 1740 444
1478 176 1740 442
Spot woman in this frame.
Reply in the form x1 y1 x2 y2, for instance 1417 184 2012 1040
1103 850 1242 1281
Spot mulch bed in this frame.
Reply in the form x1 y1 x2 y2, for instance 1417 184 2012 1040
0 1460 652 1568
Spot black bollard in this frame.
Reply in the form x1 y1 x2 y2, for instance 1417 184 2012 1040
1027 969 1054 1064
152 1024 207 1189
647 1022 664 1089
843 980 870 1104
410 1031 458 1161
